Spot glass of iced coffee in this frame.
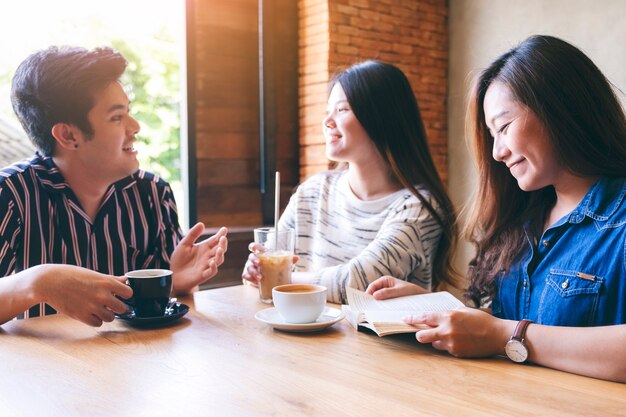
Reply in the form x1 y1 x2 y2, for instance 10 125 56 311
254 227 295 304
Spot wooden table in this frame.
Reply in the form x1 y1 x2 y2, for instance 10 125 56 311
1 285 625 416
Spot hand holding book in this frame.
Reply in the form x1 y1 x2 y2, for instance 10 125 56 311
365 275 431 300
343 287 464 337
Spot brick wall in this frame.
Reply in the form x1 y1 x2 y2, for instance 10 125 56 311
298 0 449 183
298 0 331 178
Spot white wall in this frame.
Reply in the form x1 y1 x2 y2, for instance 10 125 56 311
448 0 626 284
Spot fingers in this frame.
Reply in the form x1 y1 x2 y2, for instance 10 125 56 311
403 311 442 327
242 256 262 285
371 286 405 300
200 242 228 281
213 245 225 267
417 332 449 355
219 235 228 253
198 235 228 261
109 279 133 299
82 314 104 327
246 252 261 274
180 222 206 247
96 306 116 323
247 252 259 263
242 264 262 284
248 242 265 253
404 312 449 348
200 247 223 281
95 277 133 318
197 227 229 248
108 294 131 315
369 276 424 299
414 328 440 344
365 276 391 295
430 339 448 351
91 283 132 319
215 226 228 237
202 259 218 281
88 317 104 327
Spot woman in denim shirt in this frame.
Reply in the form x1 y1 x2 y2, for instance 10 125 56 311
366 35 626 382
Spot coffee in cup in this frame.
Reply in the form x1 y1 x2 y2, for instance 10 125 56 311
254 228 295 304
272 284 327 324
124 269 173 317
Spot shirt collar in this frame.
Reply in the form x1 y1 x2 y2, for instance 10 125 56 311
113 171 139 190
32 152 70 193
568 177 626 223
33 152 140 193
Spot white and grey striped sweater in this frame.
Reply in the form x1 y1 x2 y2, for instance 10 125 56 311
279 170 443 303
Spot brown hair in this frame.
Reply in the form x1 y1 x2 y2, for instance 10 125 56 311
465 35 626 306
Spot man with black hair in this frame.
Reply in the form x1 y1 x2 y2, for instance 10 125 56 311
0 46 228 326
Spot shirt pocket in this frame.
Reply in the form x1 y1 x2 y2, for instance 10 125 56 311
538 269 604 326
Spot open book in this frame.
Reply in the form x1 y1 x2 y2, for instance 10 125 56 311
343 287 464 337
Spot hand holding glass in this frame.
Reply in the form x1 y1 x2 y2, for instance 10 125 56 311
254 228 295 303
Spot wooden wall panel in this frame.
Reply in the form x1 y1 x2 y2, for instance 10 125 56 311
188 0 299 229
188 0 299 287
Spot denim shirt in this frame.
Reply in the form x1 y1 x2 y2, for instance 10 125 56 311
492 177 626 327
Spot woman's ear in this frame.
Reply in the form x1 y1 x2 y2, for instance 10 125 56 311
51 123 81 150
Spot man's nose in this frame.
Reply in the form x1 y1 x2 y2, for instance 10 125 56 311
129 116 141 135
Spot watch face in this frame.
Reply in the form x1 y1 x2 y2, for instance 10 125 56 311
505 339 528 363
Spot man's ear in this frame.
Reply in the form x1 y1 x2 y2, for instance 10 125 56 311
51 123 81 150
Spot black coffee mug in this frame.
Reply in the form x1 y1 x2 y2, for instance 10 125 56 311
124 269 173 318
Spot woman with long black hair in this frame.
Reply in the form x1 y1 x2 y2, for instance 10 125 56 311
243 60 457 304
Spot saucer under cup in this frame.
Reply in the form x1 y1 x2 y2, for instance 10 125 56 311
254 306 345 332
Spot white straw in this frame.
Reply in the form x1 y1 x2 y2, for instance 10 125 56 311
274 171 280 250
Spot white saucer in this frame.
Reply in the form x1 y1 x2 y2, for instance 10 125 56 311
255 306 345 332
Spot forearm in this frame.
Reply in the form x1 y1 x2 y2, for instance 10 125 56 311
411 309 626 383
0 266 44 325
490 318 626 381
524 324 626 382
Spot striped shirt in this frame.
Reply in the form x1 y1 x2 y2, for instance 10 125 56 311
0 153 183 318
279 170 443 303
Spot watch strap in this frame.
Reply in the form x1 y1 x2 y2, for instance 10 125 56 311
512 319 532 342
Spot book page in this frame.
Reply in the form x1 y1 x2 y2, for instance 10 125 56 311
347 287 463 318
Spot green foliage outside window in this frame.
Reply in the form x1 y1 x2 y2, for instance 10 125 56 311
112 36 181 188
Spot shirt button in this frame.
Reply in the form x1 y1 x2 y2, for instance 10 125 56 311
561 279 569 289
542 239 550 247
523 280 527 288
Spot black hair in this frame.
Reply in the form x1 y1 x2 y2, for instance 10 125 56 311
331 60 459 288
11 46 127 155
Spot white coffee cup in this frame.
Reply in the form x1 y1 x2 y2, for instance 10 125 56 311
272 284 327 324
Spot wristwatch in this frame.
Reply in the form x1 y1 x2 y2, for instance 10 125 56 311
504 319 533 363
